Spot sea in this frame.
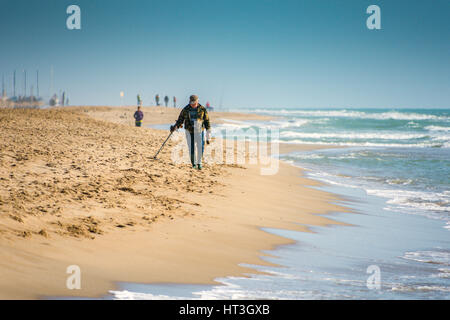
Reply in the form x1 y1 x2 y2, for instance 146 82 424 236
108 108 449 300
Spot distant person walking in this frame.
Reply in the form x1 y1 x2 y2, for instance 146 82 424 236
137 94 142 107
173 96 177 108
170 95 211 170
155 94 160 106
164 95 169 107
134 106 144 127
205 101 214 111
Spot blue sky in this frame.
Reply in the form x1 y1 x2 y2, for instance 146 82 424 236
0 0 449 108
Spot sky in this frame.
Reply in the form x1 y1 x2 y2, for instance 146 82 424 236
0 0 449 109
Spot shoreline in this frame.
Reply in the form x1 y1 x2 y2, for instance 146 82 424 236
0 106 350 299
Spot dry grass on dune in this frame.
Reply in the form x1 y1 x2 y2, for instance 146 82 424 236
0 108 228 240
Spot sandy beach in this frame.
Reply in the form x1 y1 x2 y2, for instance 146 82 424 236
0 106 349 299
1 0 448 304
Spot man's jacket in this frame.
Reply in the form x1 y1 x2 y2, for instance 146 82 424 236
175 104 211 133
134 110 144 121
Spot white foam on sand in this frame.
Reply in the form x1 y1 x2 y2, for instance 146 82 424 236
239 109 450 121
280 131 429 140
273 139 446 148
426 125 450 132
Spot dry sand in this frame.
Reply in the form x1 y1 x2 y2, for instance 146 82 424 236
0 106 349 299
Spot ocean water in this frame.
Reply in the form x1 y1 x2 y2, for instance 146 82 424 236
109 108 449 300
214 108 449 228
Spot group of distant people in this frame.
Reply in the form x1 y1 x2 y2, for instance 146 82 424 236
135 94 213 111
155 94 176 108
133 94 211 170
133 94 177 127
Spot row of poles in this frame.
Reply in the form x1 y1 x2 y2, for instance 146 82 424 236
1 69 46 99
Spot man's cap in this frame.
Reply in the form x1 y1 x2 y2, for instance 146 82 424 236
189 95 199 102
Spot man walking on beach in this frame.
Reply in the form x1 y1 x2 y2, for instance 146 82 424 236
173 96 177 108
170 95 211 170
134 106 144 127
155 94 160 106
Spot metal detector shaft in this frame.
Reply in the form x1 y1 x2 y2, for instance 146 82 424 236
153 131 174 159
